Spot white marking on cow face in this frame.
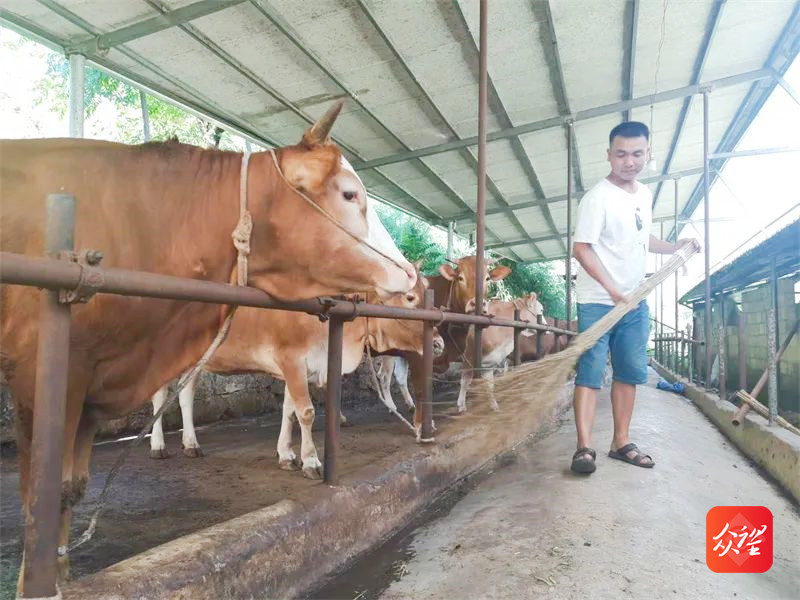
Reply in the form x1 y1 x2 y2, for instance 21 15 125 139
339 157 416 295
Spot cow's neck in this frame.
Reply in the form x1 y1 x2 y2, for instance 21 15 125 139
427 275 465 313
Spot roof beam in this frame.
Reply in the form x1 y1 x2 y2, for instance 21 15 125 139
539 0 584 193
5 5 279 148
450 1 565 253
673 2 800 242
352 67 772 171
623 0 640 121
251 0 515 242
652 0 727 210
773 69 800 106
66 0 247 54
452 166 706 223
133 0 446 225
354 0 543 259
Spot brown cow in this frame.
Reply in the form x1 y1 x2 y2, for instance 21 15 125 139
518 316 577 361
381 256 511 431
457 293 544 412
0 104 416 581
149 265 444 474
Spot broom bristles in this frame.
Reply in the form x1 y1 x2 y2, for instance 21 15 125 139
469 242 701 404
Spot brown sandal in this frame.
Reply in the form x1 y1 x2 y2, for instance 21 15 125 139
570 447 596 474
608 443 654 468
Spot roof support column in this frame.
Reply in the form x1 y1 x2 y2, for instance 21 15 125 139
703 90 712 389
674 178 679 332
447 222 455 261
566 121 574 325
473 0 488 371
68 53 85 138
139 91 151 142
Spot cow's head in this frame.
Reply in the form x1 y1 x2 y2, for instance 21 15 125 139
248 102 416 301
368 261 444 356
440 256 511 314
518 292 544 321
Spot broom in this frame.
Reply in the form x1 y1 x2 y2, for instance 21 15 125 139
470 241 702 404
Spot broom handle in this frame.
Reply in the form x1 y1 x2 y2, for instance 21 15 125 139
732 319 798 425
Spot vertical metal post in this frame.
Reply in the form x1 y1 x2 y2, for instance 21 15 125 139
659 222 665 362
20 194 75 599
767 260 779 425
690 314 697 384
674 178 680 333
718 320 726 401
566 121 574 326
738 310 747 391
447 222 455 261
68 54 85 138
703 90 713 389
513 308 522 366
140 91 151 142
420 289 435 442
473 0 489 372
323 316 344 485
536 316 543 358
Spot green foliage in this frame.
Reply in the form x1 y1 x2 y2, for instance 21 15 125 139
34 54 238 148
494 259 570 319
374 204 448 276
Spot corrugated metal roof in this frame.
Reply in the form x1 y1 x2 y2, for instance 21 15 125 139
680 219 800 304
1 0 797 262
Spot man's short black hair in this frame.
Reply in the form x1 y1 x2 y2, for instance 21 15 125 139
609 122 649 146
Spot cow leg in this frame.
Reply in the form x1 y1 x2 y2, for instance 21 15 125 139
457 367 472 413
149 385 170 459
374 357 400 414
179 375 202 457
276 386 301 471
394 358 416 411
481 369 498 411
57 409 98 581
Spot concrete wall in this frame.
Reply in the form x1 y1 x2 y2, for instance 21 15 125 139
690 274 799 421
1 362 383 445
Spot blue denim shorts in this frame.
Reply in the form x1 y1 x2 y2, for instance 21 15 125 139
575 301 649 389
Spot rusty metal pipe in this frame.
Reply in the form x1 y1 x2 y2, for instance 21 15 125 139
703 90 712 389
323 316 345 485
513 308 522 367
738 311 747 391
566 122 573 325
0 253 578 335
420 289 435 442
21 195 75 598
732 320 798 426
473 0 489 373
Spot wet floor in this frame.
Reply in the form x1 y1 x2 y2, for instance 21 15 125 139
307 369 800 600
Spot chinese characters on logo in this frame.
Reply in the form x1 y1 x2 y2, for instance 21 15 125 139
706 506 772 573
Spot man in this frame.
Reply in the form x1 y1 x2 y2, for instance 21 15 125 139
570 121 694 474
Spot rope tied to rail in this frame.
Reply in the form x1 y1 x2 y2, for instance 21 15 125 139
62 151 254 556
467 242 701 405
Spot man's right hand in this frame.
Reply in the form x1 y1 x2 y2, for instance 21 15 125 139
609 289 629 305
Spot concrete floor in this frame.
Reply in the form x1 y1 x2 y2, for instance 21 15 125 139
319 369 800 600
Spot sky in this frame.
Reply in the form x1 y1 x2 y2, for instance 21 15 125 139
2 26 798 329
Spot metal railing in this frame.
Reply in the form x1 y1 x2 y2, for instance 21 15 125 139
1 193 576 597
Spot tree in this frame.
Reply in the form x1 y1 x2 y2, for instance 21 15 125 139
34 53 246 149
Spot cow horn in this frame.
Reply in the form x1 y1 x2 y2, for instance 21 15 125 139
306 101 343 145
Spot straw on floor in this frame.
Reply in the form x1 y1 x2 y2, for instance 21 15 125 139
469 242 701 405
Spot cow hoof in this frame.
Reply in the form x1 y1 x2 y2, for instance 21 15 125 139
432 419 437 432
149 449 170 460
279 456 301 471
183 446 204 458
340 414 351 427
490 402 500 412
302 465 323 480
457 405 467 414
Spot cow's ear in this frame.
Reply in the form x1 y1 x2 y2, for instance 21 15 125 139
301 101 343 148
280 145 338 191
489 265 511 281
439 264 457 280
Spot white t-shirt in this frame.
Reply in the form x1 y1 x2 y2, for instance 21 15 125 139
573 178 652 305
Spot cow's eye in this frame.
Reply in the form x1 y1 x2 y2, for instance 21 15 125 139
406 293 416 303
343 190 358 202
